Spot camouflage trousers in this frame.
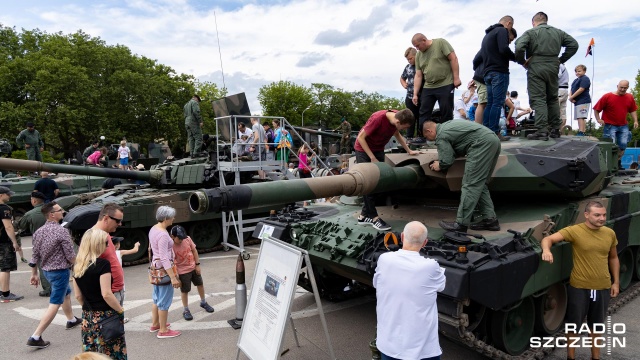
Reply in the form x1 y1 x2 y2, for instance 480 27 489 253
457 133 500 226
186 123 203 154
527 61 562 133
340 136 350 154
26 147 43 161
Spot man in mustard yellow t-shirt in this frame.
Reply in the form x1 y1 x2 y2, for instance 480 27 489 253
541 200 620 360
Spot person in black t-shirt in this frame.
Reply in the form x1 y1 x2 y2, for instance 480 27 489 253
0 186 23 303
72 229 127 358
33 172 59 202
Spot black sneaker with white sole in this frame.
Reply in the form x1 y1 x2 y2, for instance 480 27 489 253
26 337 50 349
372 218 391 231
357 216 374 226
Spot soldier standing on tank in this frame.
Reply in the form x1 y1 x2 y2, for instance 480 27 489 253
541 200 619 360
423 120 501 232
515 12 578 140
16 122 44 161
334 117 352 154
184 95 204 155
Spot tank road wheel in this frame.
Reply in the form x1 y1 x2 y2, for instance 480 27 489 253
534 282 568 335
635 247 640 281
188 220 222 250
117 228 149 263
618 247 634 291
491 297 535 355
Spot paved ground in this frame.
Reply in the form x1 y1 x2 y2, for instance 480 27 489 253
1 237 638 359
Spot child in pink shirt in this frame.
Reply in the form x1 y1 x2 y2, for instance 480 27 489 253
170 225 214 321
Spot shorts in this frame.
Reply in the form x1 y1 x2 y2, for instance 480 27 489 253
602 124 630 151
565 285 610 329
474 80 487 104
179 269 203 293
0 243 17 272
114 289 125 306
574 103 590 120
43 269 72 305
152 283 174 311
119 157 129 165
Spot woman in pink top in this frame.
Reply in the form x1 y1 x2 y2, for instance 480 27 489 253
148 206 181 339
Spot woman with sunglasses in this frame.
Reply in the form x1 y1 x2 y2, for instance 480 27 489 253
73 228 127 359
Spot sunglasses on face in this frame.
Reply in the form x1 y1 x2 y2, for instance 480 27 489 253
108 215 123 225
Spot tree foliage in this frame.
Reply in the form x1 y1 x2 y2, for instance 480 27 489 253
258 81 404 131
0 25 224 158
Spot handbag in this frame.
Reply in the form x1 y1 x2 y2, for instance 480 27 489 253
83 293 125 343
147 245 176 286
98 312 125 342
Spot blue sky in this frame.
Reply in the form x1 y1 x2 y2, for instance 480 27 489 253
1 0 638 128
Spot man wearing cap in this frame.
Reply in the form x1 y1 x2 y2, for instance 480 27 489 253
33 172 59 203
16 191 51 296
28 201 81 349
0 186 24 302
82 140 99 163
184 95 204 155
16 122 44 161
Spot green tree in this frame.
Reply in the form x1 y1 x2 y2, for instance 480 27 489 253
258 81 314 125
0 25 218 158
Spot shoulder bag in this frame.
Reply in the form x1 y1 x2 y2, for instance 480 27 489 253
148 244 176 286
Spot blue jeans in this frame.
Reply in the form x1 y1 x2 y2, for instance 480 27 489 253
483 71 510 133
381 353 440 360
603 124 630 151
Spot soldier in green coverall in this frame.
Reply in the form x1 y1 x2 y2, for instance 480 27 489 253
423 120 501 232
515 11 578 140
16 122 44 161
184 95 204 155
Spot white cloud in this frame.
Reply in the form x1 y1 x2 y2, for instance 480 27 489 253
1 0 639 116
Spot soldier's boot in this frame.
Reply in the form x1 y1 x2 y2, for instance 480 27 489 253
527 132 549 141
549 129 561 139
469 218 501 231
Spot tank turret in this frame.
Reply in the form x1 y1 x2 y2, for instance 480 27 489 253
189 136 636 357
190 137 618 214
0 154 270 264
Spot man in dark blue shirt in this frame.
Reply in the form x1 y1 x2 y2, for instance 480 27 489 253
33 172 59 203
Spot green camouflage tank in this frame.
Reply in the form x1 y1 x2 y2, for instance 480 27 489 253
189 135 639 357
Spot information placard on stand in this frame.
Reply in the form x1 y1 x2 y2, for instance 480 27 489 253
237 237 303 360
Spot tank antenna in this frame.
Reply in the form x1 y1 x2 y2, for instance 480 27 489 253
214 10 226 91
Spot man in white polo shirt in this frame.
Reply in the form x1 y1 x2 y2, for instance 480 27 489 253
373 221 446 360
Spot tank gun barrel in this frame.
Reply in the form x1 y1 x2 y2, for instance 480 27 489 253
190 162 425 214
0 158 162 184
291 126 344 139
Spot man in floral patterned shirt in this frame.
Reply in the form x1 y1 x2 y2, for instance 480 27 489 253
27 201 81 349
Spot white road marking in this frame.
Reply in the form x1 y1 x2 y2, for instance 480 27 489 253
12 287 374 331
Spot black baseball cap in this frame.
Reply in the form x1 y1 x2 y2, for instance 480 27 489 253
0 186 15 196
111 236 124 244
170 225 188 240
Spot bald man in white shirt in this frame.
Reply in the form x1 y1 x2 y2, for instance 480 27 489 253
373 221 446 360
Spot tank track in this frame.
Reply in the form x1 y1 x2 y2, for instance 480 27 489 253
453 281 640 359
122 238 262 267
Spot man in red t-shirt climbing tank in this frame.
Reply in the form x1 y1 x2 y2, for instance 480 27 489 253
354 109 419 231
